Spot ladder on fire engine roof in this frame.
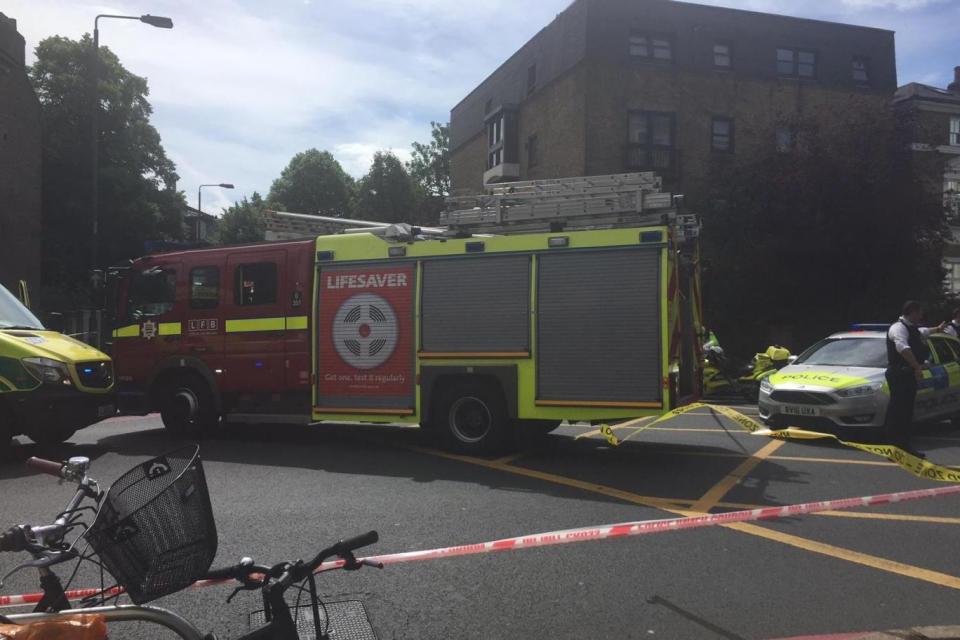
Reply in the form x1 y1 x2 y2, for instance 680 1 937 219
441 172 699 240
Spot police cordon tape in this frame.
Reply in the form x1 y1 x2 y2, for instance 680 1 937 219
599 402 960 483
3 483 960 607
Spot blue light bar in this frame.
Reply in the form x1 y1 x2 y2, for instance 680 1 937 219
850 323 889 332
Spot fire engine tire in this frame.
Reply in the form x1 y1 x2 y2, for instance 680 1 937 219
159 375 219 438
436 381 509 454
27 428 77 447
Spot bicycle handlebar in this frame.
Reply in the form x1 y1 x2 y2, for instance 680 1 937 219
26 457 65 478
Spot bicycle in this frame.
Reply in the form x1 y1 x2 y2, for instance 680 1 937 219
0 448 382 639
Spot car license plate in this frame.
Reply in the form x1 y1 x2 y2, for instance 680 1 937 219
782 405 818 417
98 403 116 418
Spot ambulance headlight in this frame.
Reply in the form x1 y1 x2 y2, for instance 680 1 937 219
22 357 71 386
759 378 774 394
836 383 882 398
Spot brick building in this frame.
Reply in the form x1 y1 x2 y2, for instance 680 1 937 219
449 0 897 199
894 68 960 293
0 13 41 295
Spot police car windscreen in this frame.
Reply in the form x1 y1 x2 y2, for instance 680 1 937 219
795 338 887 368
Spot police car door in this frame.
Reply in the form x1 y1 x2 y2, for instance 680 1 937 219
926 336 960 420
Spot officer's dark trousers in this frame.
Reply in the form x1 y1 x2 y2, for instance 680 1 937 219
884 368 917 446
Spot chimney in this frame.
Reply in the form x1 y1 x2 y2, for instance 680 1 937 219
949 66 960 94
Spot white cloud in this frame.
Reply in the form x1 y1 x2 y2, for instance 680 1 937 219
4 0 957 212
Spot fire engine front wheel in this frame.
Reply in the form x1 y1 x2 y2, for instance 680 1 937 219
159 375 218 437
436 381 509 454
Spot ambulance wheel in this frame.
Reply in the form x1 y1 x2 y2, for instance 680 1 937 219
28 427 76 446
0 403 13 455
160 375 218 438
436 381 509 454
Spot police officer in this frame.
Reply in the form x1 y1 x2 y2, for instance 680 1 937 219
885 301 944 458
943 308 960 338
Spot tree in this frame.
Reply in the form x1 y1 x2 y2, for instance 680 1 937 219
267 149 353 217
28 35 185 287
218 192 266 245
699 102 947 356
354 151 420 224
408 121 450 197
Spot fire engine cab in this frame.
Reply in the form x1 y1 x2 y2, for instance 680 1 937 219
111 173 703 453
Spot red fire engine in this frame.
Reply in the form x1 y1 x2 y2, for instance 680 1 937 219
110 173 702 452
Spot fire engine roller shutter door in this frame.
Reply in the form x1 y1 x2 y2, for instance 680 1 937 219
537 248 661 404
421 255 530 353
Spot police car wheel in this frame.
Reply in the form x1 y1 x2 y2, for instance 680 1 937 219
437 381 508 454
160 375 217 437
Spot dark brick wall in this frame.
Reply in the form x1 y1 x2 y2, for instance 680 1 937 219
450 0 897 195
449 0 589 152
0 13 42 295
585 0 897 92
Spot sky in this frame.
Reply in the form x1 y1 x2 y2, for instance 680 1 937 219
5 0 959 215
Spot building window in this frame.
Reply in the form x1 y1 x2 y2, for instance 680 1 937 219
951 117 960 146
777 48 816 78
713 43 731 69
190 267 219 310
945 260 960 295
712 117 734 152
527 135 539 168
852 56 870 85
527 64 537 95
776 126 794 153
629 32 672 61
235 262 278 306
626 111 675 171
485 107 518 171
946 179 960 221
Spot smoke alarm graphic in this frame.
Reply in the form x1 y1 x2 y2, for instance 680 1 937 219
332 293 399 370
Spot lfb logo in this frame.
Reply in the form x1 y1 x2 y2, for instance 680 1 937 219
332 293 398 370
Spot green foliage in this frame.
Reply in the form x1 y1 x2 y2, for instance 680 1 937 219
267 149 353 216
218 192 266 245
28 35 185 286
354 151 421 224
699 103 948 355
408 121 450 197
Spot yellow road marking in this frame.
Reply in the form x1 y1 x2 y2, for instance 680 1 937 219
493 452 527 465
397 441 960 591
690 440 784 513
813 511 960 525
719 521 960 590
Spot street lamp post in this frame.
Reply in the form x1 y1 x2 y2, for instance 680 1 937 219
197 183 234 241
90 14 173 271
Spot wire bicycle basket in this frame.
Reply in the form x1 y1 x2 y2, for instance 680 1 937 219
85 445 217 604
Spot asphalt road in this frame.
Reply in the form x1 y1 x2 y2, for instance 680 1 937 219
3 409 960 640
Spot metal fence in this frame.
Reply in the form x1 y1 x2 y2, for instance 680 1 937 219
53 308 108 352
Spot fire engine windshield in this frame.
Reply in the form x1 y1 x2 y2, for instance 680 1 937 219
126 268 177 321
0 284 44 330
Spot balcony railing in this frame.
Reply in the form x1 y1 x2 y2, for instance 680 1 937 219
624 144 678 175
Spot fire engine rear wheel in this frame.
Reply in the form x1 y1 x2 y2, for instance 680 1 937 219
160 375 218 438
437 381 509 454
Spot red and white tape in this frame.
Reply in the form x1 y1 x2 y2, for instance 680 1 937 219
3 483 960 608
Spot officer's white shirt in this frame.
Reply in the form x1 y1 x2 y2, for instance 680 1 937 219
888 316 933 354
